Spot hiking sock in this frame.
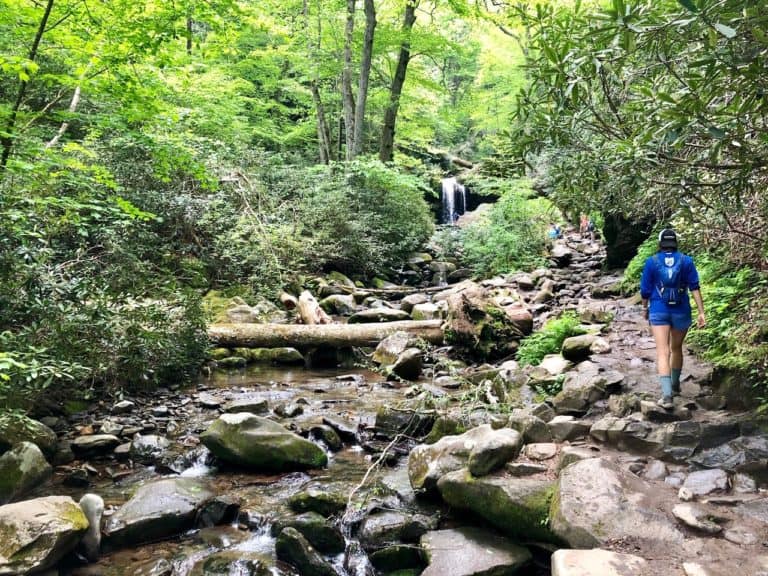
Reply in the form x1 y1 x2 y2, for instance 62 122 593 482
659 375 673 398
671 369 682 394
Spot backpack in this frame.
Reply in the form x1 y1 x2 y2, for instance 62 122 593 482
654 253 685 306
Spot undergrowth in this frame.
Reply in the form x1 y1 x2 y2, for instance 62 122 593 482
517 311 585 367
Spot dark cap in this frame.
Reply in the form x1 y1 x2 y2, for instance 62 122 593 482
658 228 677 250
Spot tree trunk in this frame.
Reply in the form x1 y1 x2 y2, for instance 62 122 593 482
186 16 193 55
379 0 417 163
0 0 55 174
298 290 332 325
304 0 333 163
351 0 376 158
341 0 356 160
208 320 444 349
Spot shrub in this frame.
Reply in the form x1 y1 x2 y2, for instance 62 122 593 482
517 312 584 367
460 178 552 276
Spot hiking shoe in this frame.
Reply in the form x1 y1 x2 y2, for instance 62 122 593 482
657 396 674 410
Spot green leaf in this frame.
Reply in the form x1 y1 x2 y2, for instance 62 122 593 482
677 0 699 13
708 126 726 139
713 23 737 38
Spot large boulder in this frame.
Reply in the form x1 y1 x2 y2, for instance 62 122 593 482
436 469 558 542
71 434 120 458
358 511 436 550
391 348 423 381
442 282 532 360
408 425 522 493
319 294 357 316
552 362 623 415
420 527 532 576
275 527 336 576
0 415 57 458
551 549 647 576
272 512 345 554
550 458 683 548
560 334 597 362
103 478 214 548
372 331 414 365
0 495 88 574
200 413 327 472
0 442 52 504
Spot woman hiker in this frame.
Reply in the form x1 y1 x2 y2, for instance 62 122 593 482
640 229 706 409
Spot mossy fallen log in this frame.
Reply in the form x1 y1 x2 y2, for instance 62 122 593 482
208 320 444 349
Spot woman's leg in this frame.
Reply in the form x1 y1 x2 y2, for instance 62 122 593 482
651 323 674 405
670 328 689 394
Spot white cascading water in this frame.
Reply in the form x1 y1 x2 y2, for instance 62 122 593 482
441 177 466 224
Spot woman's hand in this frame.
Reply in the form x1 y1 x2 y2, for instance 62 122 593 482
697 312 706 328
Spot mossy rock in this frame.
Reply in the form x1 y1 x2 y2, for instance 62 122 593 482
369 545 426 572
216 356 247 369
436 468 559 543
0 414 57 458
247 348 305 366
271 511 344 554
209 348 232 361
287 482 348 517
424 417 466 445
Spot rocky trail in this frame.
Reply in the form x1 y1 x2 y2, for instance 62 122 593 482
1 228 767 576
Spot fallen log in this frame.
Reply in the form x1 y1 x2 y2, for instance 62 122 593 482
208 320 444 349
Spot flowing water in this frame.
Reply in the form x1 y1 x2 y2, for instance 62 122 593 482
440 177 466 224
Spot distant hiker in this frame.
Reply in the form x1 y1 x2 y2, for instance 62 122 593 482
547 223 562 239
640 229 706 410
579 213 589 237
587 218 596 240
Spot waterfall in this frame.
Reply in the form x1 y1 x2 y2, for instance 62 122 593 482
441 177 467 224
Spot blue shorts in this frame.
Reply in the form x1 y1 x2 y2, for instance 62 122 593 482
649 310 692 330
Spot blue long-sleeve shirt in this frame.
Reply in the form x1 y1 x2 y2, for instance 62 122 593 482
640 251 700 313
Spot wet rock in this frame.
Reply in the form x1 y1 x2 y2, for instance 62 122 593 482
548 416 590 442
217 356 247 369
113 443 131 460
0 414 57 458
151 405 169 417
319 294 357 315
369 544 426 572
198 495 241 528
71 434 120 458
560 334 597 362
411 303 441 320
309 425 342 451
53 439 75 466
437 469 557 542
322 416 358 441
375 406 434 439
551 457 683 548
0 495 88 574
129 434 170 464
273 511 345 554
349 308 410 323
103 477 214 548
198 392 224 408
408 425 522 493
358 511 436 550
0 441 52 504
507 462 548 476
275 527 336 576
400 293 429 313
391 348 423 381
248 348 305 366
111 400 135 414
288 482 348 517
672 503 723 534
551 549 647 576
690 435 768 472
189 551 272 576
274 403 304 418
421 527 531 576
99 419 124 436
200 413 327 472
223 398 269 414
682 469 729 496
372 331 415 365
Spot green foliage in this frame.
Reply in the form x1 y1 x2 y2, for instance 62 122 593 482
517 312 585 368
460 178 551 276
620 235 659 293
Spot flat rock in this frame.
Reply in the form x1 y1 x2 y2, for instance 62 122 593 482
71 434 120 458
348 308 410 323
198 392 224 408
551 549 647 576
420 527 532 576
223 398 269 414
0 496 88 574
551 457 683 548
103 477 214 548
525 442 559 461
